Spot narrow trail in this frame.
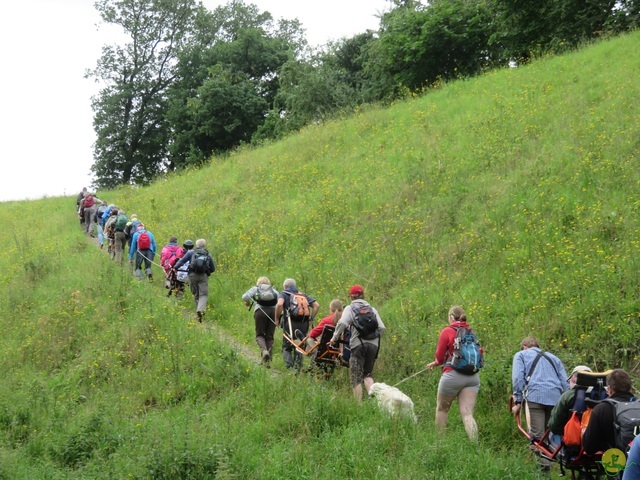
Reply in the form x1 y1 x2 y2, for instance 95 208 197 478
84 226 279 375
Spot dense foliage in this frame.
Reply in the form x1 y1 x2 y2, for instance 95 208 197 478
88 0 639 188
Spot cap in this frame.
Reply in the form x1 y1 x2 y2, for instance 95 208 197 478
349 285 364 296
569 365 592 380
137 223 145 230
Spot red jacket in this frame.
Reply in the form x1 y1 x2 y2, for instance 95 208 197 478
309 315 334 339
434 321 471 373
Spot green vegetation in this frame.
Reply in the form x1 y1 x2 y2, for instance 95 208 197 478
1 32 639 478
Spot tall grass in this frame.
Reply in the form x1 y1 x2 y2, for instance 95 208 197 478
0 32 638 478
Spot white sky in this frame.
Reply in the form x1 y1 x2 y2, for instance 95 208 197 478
0 0 389 202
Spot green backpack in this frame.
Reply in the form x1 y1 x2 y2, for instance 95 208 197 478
114 214 128 232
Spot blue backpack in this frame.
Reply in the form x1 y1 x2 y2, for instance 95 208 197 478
446 326 484 375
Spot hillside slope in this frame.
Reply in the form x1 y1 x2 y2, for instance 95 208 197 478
1 32 638 478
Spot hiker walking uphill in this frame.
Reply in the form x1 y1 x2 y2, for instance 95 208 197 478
330 285 385 402
113 210 128 264
274 278 320 372
242 277 280 367
81 192 99 235
426 306 483 442
511 336 568 473
124 214 141 251
129 223 157 281
173 239 215 322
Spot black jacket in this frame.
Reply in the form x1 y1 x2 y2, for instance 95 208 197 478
582 391 635 454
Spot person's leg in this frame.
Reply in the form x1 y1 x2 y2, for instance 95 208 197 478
349 344 365 402
435 391 456 431
525 401 552 470
254 310 268 351
134 251 144 279
457 387 479 442
196 275 208 313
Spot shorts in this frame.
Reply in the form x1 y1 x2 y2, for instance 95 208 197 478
349 342 378 387
438 369 480 397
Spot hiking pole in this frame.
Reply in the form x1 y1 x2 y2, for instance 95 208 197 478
392 367 429 388
253 303 278 326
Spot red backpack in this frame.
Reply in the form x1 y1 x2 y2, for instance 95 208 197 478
83 195 95 208
137 231 151 250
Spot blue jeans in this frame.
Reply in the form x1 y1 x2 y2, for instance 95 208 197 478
97 224 104 245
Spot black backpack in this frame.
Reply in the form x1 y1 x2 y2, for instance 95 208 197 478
351 303 379 340
189 249 210 274
603 398 640 452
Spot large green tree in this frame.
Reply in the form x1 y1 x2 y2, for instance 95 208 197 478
166 1 305 167
88 0 198 189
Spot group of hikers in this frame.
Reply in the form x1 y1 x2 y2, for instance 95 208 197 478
76 188 216 321
76 187 639 478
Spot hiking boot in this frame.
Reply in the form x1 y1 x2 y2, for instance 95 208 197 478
197 311 204 323
148 274 153 282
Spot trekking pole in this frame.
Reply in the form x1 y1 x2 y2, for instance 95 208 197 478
392 367 429 388
253 302 278 326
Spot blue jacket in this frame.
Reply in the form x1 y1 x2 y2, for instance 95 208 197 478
101 206 114 225
129 229 156 259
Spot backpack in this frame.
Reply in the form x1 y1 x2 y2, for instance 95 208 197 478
161 245 182 270
189 249 209 274
603 398 640 452
446 326 484 375
114 214 128 232
83 195 94 208
137 231 151 250
351 303 379 340
284 291 310 321
253 284 278 306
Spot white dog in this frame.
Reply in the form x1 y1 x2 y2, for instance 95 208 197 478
368 382 417 423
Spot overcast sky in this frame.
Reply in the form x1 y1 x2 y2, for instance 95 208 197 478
0 0 389 202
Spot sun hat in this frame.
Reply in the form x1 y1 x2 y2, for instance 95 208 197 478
569 365 592 380
349 285 364 296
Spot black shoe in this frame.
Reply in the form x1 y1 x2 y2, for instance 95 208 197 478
197 311 204 323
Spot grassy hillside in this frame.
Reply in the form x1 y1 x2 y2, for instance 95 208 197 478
1 31 639 478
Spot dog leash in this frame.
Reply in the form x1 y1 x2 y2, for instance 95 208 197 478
392 367 428 388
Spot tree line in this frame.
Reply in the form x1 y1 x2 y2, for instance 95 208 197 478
87 0 639 189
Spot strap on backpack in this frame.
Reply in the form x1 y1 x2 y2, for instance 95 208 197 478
524 350 561 398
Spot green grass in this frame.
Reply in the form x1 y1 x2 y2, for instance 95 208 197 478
0 31 639 478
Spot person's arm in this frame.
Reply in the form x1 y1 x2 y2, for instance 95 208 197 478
274 298 284 327
242 287 256 307
174 250 190 270
374 308 386 337
208 255 215 274
582 404 606 455
129 233 137 260
310 301 320 321
548 391 572 435
426 328 449 369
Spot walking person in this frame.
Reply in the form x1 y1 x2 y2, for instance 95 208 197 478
274 278 320 372
81 192 97 235
173 239 215 322
113 210 128 264
128 223 157 281
330 285 385 402
242 277 279 367
95 200 108 249
426 306 482 442
511 336 568 472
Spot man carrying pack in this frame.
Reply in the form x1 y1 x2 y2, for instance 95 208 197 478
129 222 156 281
583 369 637 455
274 278 320 372
511 336 568 473
330 285 385 402
113 210 128 264
173 239 215 322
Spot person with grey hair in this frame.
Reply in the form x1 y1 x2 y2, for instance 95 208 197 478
173 238 215 322
274 278 319 371
242 276 279 367
548 365 593 436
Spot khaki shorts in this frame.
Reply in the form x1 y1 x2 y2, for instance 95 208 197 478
438 369 480 397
